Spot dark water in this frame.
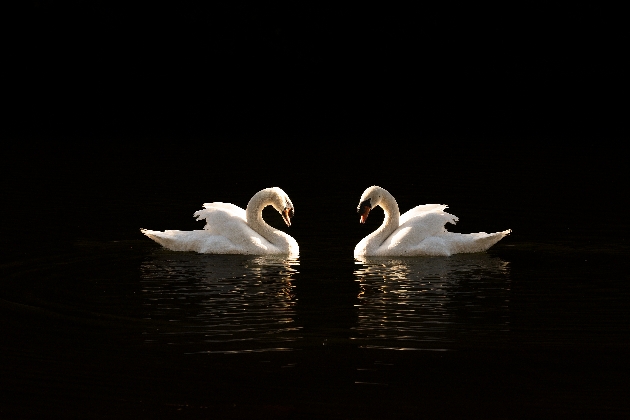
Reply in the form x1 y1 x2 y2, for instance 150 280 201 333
139 253 301 354
2 143 630 419
2 238 630 419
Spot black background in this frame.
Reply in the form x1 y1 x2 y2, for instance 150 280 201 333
4 3 627 250
2 5 629 418
5 4 625 140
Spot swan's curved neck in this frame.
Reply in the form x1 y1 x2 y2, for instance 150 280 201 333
365 190 400 252
245 190 289 248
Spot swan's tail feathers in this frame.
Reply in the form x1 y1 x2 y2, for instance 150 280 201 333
444 229 511 254
473 229 511 251
141 228 171 248
141 229 201 252
141 229 242 253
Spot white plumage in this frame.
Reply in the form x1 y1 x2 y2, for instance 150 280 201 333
141 187 299 257
354 186 510 257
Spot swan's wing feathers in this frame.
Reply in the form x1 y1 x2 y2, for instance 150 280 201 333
201 202 245 216
194 202 247 234
194 202 245 220
383 206 459 251
400 204 458 226
190 209 267 249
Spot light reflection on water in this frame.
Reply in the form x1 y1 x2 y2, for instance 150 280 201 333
352 254 511 351
140 250 512 354
140 251 300 354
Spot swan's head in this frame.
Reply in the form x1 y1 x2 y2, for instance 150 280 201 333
357 185 387 224
269 187 295 227
358 198 372 224
281 206 295 227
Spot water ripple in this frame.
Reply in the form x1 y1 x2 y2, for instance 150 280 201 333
353 253 511 350
140 251 300 353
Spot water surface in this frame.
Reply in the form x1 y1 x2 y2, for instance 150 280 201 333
3 236 629 419
352 254 511 351
140 253 301 354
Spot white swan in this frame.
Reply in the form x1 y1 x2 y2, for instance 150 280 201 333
354 186 511 257
141 187 299 257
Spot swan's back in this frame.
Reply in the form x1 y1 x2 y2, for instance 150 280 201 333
193 202 249 237
367 205 453 255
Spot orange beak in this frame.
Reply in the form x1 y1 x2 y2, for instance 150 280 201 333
281 207 293 227
359 205 371 224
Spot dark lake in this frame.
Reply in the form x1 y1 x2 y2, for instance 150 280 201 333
3 4 628 418
2 139 629 419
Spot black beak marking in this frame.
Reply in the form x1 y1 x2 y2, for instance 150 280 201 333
357 198 372 213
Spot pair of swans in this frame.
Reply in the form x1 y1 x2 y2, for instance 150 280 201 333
141 186 511 258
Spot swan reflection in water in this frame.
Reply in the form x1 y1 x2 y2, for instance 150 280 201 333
353 253 511 351
140 251 300 354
